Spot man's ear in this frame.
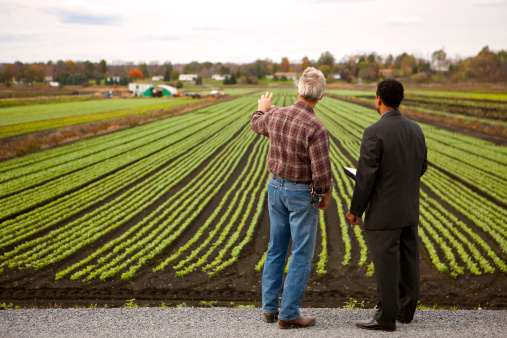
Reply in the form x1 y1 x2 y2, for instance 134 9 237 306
376 95 382 106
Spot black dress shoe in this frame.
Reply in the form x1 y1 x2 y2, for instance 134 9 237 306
396 316 412 324
356 319 396 331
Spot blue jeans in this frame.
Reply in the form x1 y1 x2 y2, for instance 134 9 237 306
262 177 319 321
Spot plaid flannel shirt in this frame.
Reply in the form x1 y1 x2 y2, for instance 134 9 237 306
251 100 333 196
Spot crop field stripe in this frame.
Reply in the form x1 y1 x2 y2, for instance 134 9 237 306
316 209 328 275
65 126 257 281
0 111 208 182
0 100 245 198
1 121 250 273
0 99 254 270
0 108 209 174
0 100 252 220
0 98 194 125
56 125 256 280
202 141 269 274
0 99 198 138
168 139 267 276
0 117 247 250
154 136 266 273
420 198 491 275
0 98 250 174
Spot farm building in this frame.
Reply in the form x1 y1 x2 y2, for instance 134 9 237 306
274 72 297 80
128 83 152 96
379 69 396 78
142 84 178 97
179 74 198 82
211 74 227 81
152 75 164 81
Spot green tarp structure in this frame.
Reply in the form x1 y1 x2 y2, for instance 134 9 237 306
143 87 172 97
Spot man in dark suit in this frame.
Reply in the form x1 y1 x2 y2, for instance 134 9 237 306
346 79 428 332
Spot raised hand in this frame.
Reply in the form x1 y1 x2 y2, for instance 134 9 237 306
258 91 276 112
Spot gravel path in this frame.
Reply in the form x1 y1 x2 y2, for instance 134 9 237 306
1 308 506 337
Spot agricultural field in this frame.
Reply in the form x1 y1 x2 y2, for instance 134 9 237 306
327 89 507 122
0 90 506 308
0 97 197 138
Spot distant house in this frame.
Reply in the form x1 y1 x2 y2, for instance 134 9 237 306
107 76 121 82
379 69 396 78
274 72 297 80
211 74 227 81
329 73 341 80
152 75 164 81
179 74 198 82
49 81 60 87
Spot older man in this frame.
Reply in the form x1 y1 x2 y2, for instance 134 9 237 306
251 67 333 329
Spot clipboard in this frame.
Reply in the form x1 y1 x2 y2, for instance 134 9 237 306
343 167 357 180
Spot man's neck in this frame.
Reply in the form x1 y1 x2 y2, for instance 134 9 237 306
379 105 397 116
298 97 318 108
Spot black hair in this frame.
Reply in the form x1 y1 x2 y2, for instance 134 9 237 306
376 79 404 108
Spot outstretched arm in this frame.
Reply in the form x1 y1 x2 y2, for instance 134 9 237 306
251 92 276 136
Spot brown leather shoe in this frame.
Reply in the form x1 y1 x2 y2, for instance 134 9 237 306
264 312 279 323
278 315 316 329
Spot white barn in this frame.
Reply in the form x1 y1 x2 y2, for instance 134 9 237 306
179 74 198 82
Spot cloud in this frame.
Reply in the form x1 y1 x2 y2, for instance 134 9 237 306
312 0 374 2
472 0 507 6
387 16 424 25
132 34 179 42
46 0 123 25
193 27 223 31
0 33 37 43
50 9 122 25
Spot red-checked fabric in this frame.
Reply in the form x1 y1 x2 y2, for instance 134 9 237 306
251 100 333 196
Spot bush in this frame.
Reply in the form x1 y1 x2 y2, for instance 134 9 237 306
57 74 89 86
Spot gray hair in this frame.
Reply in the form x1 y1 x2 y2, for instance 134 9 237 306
298 67 326 101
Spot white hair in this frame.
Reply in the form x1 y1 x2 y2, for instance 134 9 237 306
297 67 326 101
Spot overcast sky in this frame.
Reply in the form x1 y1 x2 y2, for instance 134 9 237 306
0 0 506 64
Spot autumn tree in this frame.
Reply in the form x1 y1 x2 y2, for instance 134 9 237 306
163 62 173 81
139 63 149 78
281 57 291 72
183 61 202 74
318 51 335 68
83 61 94 79
301 56 312 70
23 64 46 85
318 65 332 78
98 59 108 76
170 69 180 81
400 54 416 76
128 68 144 80
3 64 15 84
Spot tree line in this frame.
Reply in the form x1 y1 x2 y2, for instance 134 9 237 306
0 46 505 86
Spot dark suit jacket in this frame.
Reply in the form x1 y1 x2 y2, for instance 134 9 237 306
350 110 427 230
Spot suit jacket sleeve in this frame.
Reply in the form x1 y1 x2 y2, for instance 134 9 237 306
421 145 428 177
350 127 381 218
